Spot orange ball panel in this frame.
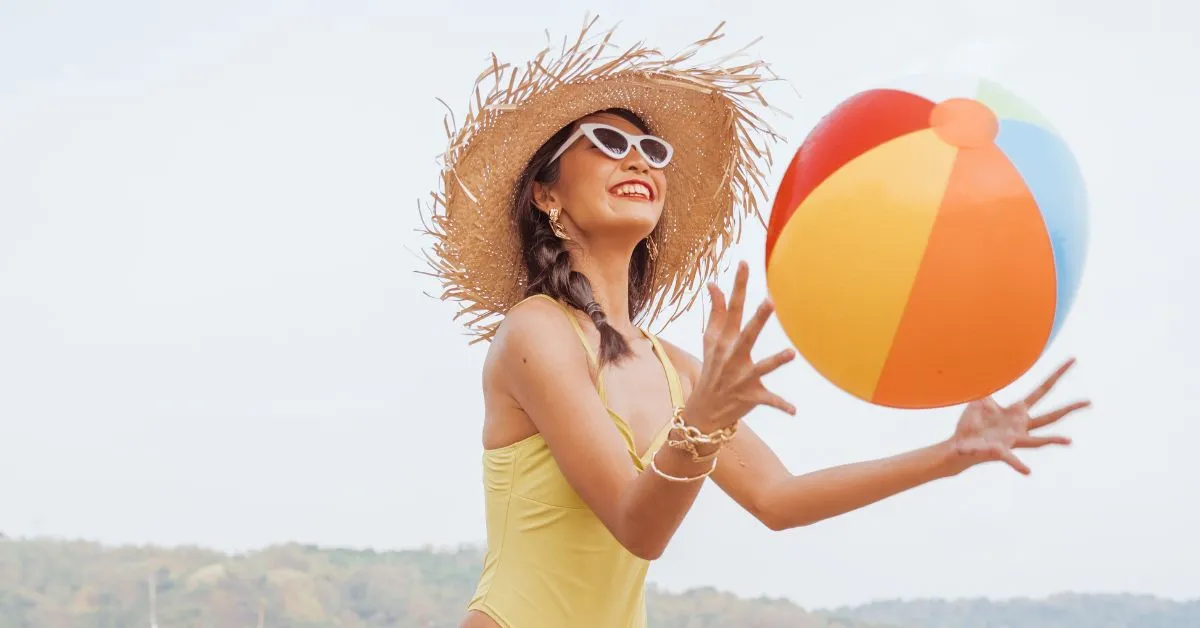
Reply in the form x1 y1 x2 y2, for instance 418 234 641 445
871 145 1057 408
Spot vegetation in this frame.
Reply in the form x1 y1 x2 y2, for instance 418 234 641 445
831 594 1200 628
0 536 1194 627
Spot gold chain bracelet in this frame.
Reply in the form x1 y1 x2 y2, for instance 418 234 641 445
662 406 737 463
666 437 721 463
669 406 738 445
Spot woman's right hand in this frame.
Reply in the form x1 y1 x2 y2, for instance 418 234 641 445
682 261 797 433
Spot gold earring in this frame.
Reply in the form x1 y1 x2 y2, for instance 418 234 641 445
645 235 659 261
548 208 571 240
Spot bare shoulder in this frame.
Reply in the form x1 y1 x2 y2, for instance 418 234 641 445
478 295 596 448
485 295 592 391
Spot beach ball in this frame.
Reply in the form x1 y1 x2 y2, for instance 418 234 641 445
764 75 1088 409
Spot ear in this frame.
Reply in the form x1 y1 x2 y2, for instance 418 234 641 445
531 181 559 214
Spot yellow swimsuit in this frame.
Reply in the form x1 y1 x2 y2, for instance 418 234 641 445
466 294 685 628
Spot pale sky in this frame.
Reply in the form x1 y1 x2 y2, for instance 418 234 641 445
1 0 1197 611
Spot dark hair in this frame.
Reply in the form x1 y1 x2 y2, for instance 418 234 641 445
513 108 658 366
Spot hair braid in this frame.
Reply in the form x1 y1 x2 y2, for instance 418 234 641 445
525 215 633 364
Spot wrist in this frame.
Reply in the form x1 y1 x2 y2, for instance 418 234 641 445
650 443 718 482
666 425 721 460
675 406 717 433
671 406 738 443
654 442 716 469
934 438 973 478
649 406 729 480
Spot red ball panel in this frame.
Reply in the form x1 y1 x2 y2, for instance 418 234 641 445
765 89 937 265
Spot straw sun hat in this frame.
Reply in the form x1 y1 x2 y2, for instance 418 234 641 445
419 15 787 342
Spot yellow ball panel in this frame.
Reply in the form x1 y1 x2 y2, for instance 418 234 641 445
766 129 959 400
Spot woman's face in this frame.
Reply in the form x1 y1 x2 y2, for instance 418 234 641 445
535 112 668 243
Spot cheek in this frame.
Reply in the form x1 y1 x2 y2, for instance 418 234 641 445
560 156 617 205
654 172 668 205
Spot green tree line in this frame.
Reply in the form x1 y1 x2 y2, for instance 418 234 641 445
0 537 1194 627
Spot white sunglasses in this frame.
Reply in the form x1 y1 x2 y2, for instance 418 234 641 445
548 123 674 169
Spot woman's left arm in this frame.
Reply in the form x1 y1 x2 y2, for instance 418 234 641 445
710 424 964 530
667 345 1090 531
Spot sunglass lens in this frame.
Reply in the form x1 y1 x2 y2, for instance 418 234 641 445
592 127 630 155
639 138 670 165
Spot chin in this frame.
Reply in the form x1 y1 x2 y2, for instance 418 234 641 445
606 199 662 228
605 212 659 242
574 198 662 243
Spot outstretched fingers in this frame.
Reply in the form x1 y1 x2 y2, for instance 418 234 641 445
750 347 796 379
993 443 1031 475
1029 400 1091 430
754 387 796 415
699 262 798 417
703 282 728 358
705 282 727 331
722 262 751 339
730 298 776 358
1015 434 1072 448
1023 357 1077 408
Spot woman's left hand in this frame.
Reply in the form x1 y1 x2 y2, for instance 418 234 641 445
949 358 1091 475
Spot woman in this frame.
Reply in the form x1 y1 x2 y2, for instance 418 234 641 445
421 20 1090 628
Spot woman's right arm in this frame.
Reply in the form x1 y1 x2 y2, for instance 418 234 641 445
490 262 794 560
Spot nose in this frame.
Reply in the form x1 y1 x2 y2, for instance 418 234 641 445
622 149 650 173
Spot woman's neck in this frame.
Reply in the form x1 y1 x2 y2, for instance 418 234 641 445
570 241 638 338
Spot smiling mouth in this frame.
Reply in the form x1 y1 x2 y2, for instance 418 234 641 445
609 181 654 202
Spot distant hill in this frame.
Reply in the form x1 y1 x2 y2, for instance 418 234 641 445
0 536 1194 627
829 594 1200 628
0 537 882 627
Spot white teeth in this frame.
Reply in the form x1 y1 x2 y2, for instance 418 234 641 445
613 183 650 199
